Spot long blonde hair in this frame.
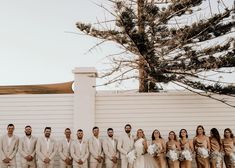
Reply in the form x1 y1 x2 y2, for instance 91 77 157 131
135 129 146 141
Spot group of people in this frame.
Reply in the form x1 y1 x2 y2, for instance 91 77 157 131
0 124 234 168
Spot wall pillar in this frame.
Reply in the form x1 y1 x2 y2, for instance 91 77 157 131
72 67 97 137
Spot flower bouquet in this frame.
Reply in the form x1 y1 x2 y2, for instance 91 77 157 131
166 150 179 161
147 144 161 156
230 152 235 166
210 151 223 168
179 149 192 161
197 147 209 158
127 149 137 165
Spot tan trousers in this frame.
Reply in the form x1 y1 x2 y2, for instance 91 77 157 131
59 160 72 168
73 162 88 168
1 160 17 168
121 157 133 168
60 164 72 168
1 163 16 168
89 162 103 168
21 159 36 168
37 162 54 168
105 160 118 168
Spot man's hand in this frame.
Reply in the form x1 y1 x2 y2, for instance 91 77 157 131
96 156 102 163
78 159 83 165
25 155 33 161
111 156 118 163
3 157 11 163
65 157 72 165
44 157 50 164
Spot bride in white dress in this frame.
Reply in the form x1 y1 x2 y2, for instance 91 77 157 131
133 129 159 168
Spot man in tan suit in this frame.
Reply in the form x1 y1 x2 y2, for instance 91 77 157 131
88 126 104 168
36 127 57 168
70 129 89 168
117 124 134 168
102 128 119 168
18 125 37 168
58 128 73 168
0 124 19 168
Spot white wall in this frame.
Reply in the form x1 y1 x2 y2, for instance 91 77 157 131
0 68 234 168
0 94 74 167
0 94 74 137
95 91 235 140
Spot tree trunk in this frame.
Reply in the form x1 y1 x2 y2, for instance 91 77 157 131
138 0 149 92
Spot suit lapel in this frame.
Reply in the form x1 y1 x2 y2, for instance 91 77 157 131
7 135 15 149
49 139 53 152
23 136 29 151
78 140 83 154
107 138 115 152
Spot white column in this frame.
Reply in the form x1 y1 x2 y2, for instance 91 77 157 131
72 67 97 137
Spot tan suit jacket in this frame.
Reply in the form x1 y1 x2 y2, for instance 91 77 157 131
117 133 134 159
58 139 72 164
88 136 104 163
102 137 119 162
70 139 89 166
18 135 37 166
36 137 57 165
0 134 19 166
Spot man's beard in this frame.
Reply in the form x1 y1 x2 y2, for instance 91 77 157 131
108 134 113 138
125 130 131 134
45 134 50 138
25 132 31 136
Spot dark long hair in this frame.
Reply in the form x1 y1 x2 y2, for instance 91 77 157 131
224 128 234 138
168 131 178 141
196 125 205 136
152 129 162 141
210 128 222 146
179 129 188 139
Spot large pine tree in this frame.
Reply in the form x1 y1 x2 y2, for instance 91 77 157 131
76 0 235 104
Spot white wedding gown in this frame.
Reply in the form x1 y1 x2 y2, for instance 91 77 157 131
133 138 159 168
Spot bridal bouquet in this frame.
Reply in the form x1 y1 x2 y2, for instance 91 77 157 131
147 144 160 156
127 149 137 165
166 150 179 161
197 147 209 158
230 152 235 166
179 149 192 161
210 151 223 168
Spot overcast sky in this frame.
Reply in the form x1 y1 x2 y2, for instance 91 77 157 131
0 0 110 85
0 0 234 90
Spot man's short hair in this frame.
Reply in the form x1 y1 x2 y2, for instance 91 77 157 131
107 128 113 132
92 126 99 131
65 128 71 131
77 129 83 132
25 125 31 129
44 127 51 132
124 124 132 129
7 124 14 128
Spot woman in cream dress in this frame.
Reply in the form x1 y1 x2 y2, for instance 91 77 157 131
222 128 235 168
193 125 210 168
133 129 147 168
132 129 159 168
209 128 223 168
179 129 194 168
166 131 180 168
151 129 167 168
